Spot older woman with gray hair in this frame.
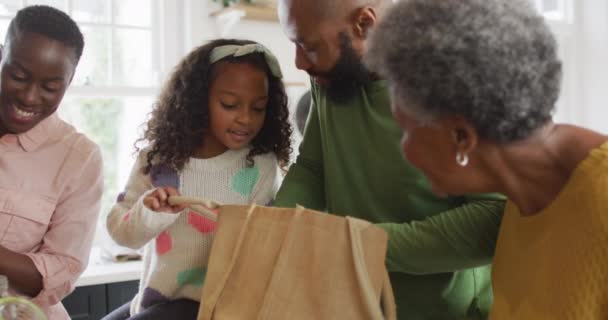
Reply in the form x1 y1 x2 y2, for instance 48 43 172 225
366 0 608 318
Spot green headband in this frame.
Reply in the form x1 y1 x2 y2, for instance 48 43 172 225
209 43 283 79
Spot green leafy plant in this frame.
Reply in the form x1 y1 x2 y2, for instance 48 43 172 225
213 0 253 7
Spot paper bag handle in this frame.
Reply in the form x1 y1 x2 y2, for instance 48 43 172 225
168 196 221 221
347 217 397 320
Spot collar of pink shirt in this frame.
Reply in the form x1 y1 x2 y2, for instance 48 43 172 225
0 114 60 152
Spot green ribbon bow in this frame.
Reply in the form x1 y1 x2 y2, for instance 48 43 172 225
210 43 283 79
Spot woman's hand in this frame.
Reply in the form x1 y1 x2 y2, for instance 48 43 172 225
143 187 186 213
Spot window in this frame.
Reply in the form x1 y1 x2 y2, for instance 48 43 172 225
0 0 185 245
532 0 573 22
532 0 608 133
530 0 576 125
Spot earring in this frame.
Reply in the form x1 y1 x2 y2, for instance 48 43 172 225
456 152 469 167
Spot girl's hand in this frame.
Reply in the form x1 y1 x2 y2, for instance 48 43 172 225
143 187 186 214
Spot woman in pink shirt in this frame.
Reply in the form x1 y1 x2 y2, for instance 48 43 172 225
0 5 103 320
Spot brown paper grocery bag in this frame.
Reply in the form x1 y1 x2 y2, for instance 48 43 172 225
170 198 396 320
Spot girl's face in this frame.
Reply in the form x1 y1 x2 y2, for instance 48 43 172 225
203 61 269 158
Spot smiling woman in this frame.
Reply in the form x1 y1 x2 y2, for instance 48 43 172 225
0 0 173 257
0 5 104 320
0 32 77 134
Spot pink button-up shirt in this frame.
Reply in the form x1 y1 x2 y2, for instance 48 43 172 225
0 114 103 320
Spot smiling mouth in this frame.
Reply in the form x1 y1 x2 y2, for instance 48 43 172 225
11 103 41 120
227 129 252 144
228 129 250 137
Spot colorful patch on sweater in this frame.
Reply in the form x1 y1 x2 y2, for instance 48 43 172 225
177 267 207 287
140 287 171 308
156 231 172 255
116 191 126 203
150 164 179 188
188 211 216 233
231 166 259 196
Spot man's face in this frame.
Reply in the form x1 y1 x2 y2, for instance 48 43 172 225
279 0 373 103
312 32 374 103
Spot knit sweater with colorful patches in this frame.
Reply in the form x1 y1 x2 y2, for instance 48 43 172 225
106 147 280 316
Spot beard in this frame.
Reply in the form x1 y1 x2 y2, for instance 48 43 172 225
314 32 374 104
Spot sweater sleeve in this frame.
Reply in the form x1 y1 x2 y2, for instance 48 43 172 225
273 95 326 210
377 193 505 274
106 151 181 250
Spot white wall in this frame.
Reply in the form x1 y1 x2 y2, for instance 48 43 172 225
522 0 608 134
572 0 608 132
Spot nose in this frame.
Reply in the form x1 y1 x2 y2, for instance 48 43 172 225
236 107 251 125
20 83 43 106
295 45 312 72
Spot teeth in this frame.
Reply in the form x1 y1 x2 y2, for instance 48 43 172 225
13 105 37 118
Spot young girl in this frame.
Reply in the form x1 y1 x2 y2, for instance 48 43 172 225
103 39 292 320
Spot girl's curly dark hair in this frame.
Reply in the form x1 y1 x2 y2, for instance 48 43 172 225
136 39 292 173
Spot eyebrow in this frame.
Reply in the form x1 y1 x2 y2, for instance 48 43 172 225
11 60 66 82
218 90 238 97
218 90 268 100
296 36 317 47
290 29 317 46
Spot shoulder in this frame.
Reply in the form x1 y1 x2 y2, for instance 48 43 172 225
253 152 279 171
136 146 180 187
553 125 608 173
55 119 103 169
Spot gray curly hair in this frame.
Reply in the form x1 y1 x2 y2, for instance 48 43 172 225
365 0 562 143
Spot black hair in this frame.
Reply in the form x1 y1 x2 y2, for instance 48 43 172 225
137 38 292 173
7 5 84 62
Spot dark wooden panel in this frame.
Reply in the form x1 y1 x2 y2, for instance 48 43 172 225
63 285 107 320
106 280 139 312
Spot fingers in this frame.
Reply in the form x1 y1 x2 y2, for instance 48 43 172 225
143 187 172 210
142 187 186 213
154 187 169 203
143 195 161 210
165 187 180 197
164 187 186 211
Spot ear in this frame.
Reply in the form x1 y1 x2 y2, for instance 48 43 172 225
447 117 479 156
352 7 377 39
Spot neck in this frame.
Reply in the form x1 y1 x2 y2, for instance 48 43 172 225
192 145 228 159
482 124 572 216
192 136 228 159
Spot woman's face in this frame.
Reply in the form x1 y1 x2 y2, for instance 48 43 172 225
391 101 471 197
0 31 76 136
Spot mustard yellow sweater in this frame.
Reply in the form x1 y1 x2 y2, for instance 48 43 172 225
491 141 608 319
